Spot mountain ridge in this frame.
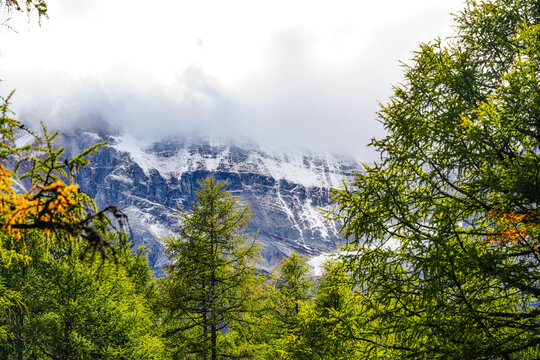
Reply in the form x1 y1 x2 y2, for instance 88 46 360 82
54 128 359 275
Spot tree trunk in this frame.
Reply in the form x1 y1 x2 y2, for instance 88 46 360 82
211 322 217 360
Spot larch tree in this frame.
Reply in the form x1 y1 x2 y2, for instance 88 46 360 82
273 252 313 332
0 231 167 360
0 2 172 359
282 260 362 360
332 0 540 358
160 177 260 360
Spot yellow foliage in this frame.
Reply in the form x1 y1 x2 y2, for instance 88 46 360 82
487 209 538 250
0 163 80 241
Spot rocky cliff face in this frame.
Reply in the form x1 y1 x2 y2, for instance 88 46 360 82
57 129 359 275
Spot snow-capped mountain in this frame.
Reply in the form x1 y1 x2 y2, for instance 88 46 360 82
58 128 359 275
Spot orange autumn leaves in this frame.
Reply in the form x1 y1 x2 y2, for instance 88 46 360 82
0 163 80 240
487 209 539 251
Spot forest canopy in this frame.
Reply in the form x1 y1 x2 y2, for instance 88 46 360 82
2 0 540 359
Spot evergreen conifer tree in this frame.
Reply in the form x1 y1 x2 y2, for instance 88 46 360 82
160 177 259 360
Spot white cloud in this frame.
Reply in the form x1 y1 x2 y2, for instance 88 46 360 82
0 0 465 160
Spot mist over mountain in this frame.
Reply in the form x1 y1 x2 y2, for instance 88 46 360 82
1 0 465 164
48 123 360 275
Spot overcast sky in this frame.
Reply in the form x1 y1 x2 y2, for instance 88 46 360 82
0 0 465 160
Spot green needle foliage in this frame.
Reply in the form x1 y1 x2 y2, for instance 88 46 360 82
0 232 166 360
160 177 260 360
282 260 362 360
0 4 164 354
332 0 540 358
274 253 313 332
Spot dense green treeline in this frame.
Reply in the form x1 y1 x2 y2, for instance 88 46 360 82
2 0 540 358
0 233 166 359
0 162 359 359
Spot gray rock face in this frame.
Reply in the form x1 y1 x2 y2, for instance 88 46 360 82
59 129 359 275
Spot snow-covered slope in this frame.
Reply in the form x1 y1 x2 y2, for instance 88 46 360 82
59 129 359 275
111 135 351 189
